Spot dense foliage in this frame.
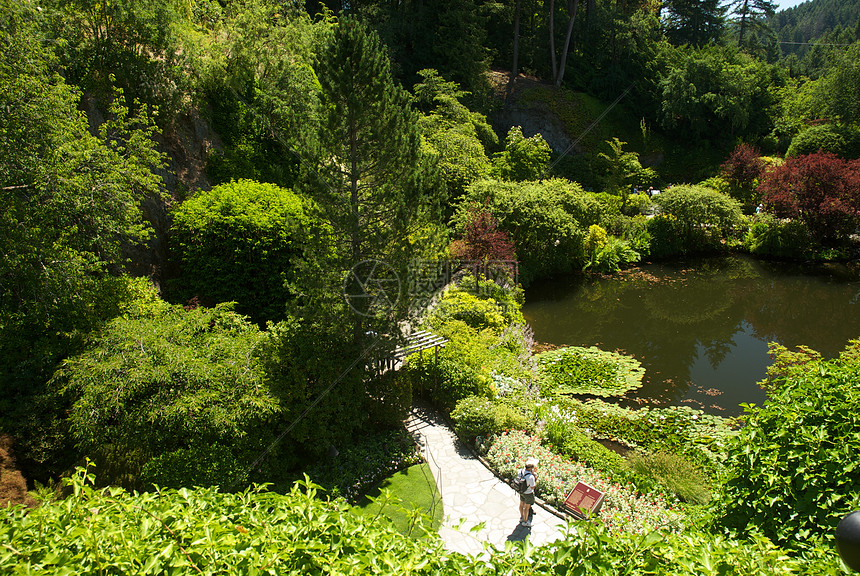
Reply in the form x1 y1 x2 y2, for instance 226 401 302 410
45 299 277 489
759 151 860 243
716 341 860 550
453 179 606 282
169 180 315 323
3 0 860 572
650 185 744 257
0 465 844 574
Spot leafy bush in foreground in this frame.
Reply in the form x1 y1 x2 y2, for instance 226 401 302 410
0 466 442 575
0 466 842 574
716 340 860 550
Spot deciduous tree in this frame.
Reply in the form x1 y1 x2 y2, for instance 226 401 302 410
491 126 552 182
759 151 860 243
0 2 164 420
720 142 765 207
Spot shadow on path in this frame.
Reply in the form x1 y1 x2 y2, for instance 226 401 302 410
506 523 531 542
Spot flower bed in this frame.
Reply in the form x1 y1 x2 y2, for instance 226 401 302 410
536 346 645 397
481 430 683 535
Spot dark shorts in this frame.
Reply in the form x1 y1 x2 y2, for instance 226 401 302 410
520 492 535 505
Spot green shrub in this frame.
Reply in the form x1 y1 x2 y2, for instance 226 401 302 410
451 395 532 441
619 214 652 255
404 354 490 412
491 126 551 181
536 346 645 398
427 289 507 332
560 431 630 480
628 451 712 505
140 444 248 490
543 416 631 482
622 192 653 216
786 123 860 159
582 224 641 273
716 340 860 550
0 467 843 575
744 213 818 259
169 179 315 323
565 399 736 474
366 370 413 429
454 178 604 283
456 274 525 325
590 192 623 219
651 184 743 256
646 213 685 259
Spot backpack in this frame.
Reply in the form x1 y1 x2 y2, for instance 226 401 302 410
513 470 532 494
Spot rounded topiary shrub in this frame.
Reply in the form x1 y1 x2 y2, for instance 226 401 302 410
169 179 314 324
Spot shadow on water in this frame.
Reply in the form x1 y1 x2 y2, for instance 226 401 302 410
523 255 860 416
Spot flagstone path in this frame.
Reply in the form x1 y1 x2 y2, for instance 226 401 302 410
405 402 569 557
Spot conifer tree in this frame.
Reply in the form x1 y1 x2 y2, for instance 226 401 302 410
310 19 440 339
728 0 777 48
662 0 726 46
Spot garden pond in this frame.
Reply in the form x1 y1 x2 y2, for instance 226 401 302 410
523 255 860 417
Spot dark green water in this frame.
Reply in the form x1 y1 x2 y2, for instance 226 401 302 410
522 255 860 417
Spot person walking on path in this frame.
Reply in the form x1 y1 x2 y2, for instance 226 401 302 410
517 458 538 527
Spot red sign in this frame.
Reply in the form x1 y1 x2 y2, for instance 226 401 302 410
563 481 606 517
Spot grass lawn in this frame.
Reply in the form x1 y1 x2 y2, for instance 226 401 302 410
352 463 443 536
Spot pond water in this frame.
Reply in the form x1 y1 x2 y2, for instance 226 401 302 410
522 255 860 417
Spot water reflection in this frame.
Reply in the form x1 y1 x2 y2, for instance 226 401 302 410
523 255 860 416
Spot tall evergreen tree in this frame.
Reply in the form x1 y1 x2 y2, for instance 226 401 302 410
662 0 726 46
728 0 777 48
310 19 440 341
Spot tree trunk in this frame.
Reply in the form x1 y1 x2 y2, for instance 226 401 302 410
549 0 558 84
511 0 522 83
738 0 749 45
555 0 579 86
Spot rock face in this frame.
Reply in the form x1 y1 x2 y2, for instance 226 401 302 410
492 103 577 155
82 94 223 290
487 71 580 156
130 109 222 291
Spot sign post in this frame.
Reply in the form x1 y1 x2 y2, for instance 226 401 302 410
563 481 606 519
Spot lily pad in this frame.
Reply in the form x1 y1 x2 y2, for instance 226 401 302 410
536 346 645 398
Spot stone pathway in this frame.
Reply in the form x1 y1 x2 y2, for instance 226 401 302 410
405 403 569 556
